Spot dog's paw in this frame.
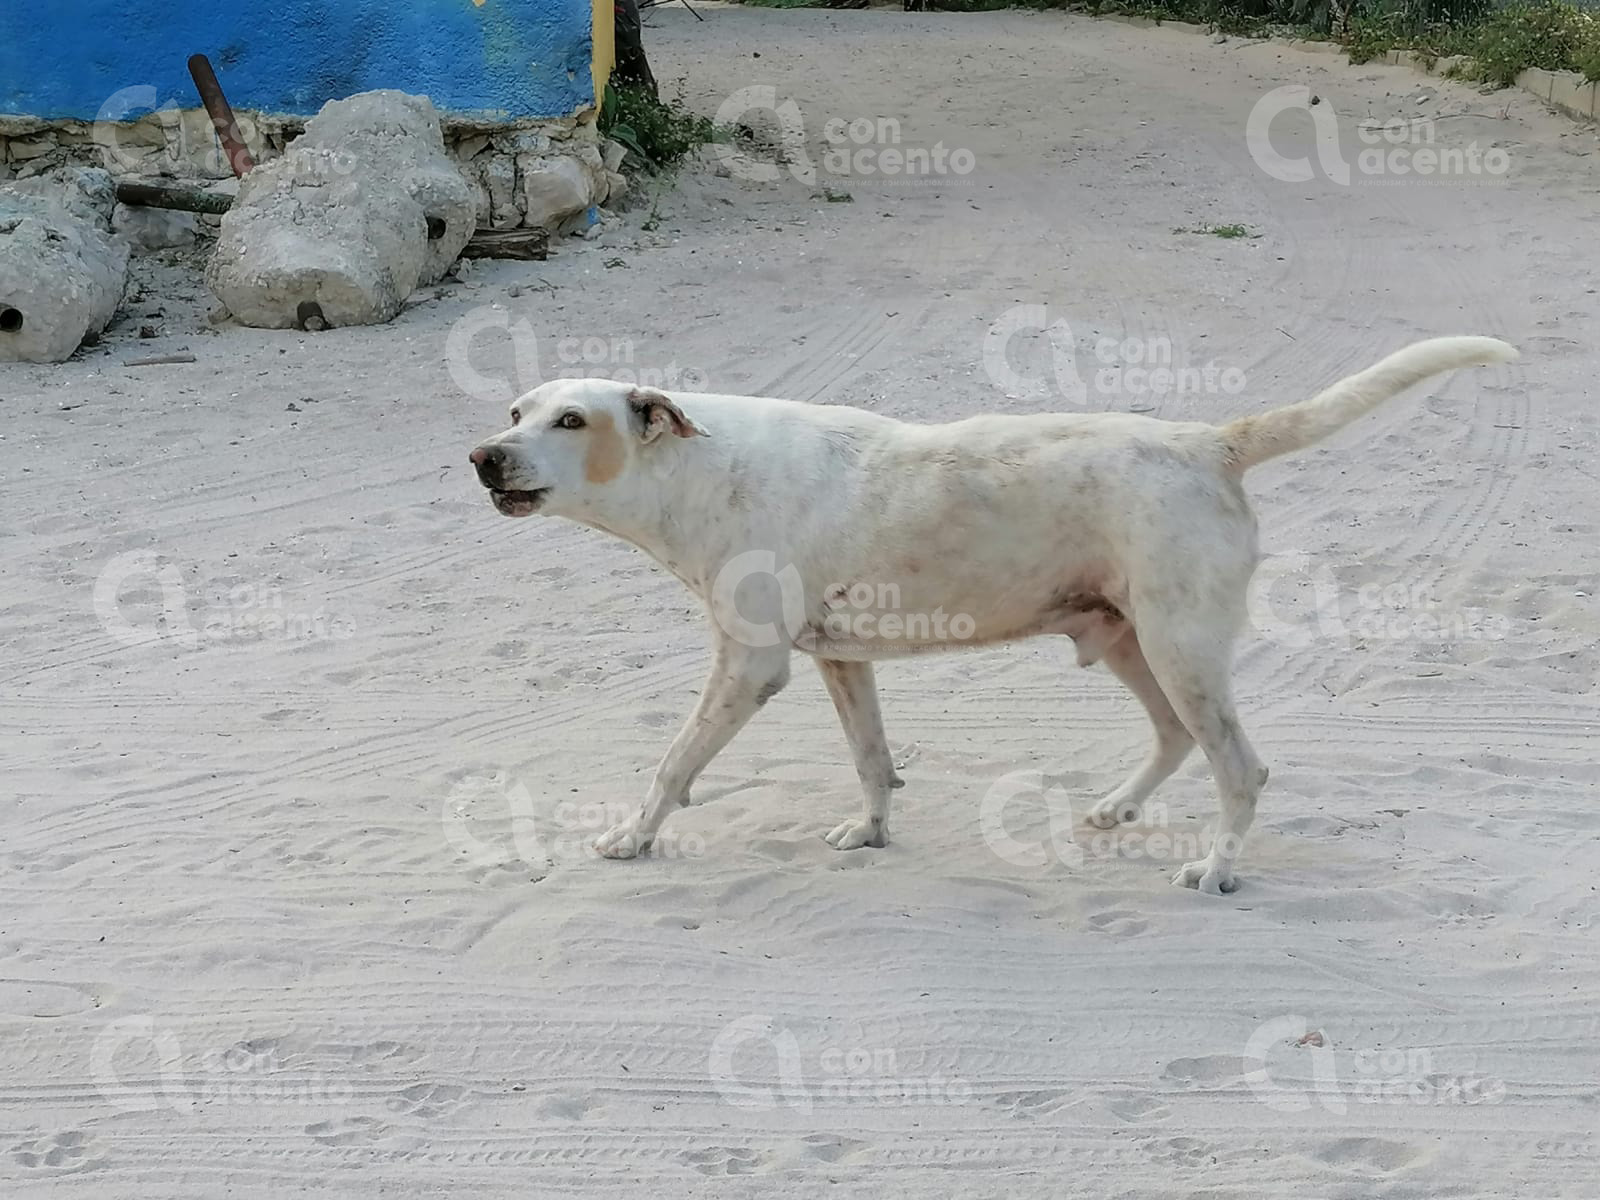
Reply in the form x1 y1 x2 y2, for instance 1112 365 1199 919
595 819 652 860
1171 858 1238 895
824 817 887 851
1087 796 1142 829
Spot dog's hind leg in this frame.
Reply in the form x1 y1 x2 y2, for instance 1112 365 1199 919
1133 607 1267 896
595 637 791 859
817 659 899 850
1086 630 1196 829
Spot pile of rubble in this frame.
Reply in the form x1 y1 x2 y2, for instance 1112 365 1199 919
0 90 628 361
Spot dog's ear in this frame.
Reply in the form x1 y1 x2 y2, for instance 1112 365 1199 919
627 387 709 443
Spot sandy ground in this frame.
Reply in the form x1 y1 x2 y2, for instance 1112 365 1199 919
3 7 1599 1196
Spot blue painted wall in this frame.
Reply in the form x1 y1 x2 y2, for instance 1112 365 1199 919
0 0 596 122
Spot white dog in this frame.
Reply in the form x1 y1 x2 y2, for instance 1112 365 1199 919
470 336 1516 893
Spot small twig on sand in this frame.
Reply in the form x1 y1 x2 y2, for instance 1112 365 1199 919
123 352 197 367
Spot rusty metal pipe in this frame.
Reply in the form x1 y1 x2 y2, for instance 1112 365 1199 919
188 53 255 177
116 180 233 215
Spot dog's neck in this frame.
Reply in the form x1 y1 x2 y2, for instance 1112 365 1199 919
559 438 744 597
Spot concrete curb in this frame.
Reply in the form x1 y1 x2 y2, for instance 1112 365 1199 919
1516 65 1600 122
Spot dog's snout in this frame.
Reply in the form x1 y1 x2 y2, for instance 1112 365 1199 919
471 443 506 486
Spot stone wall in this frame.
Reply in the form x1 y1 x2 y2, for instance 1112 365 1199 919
0 110 625 234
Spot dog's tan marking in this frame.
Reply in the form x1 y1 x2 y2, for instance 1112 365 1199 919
583 411 626 484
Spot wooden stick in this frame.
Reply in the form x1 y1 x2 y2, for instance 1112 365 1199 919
461 227 550 261
123 353 198 367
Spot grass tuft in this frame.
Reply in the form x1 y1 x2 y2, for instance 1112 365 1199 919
1175 222 1258 238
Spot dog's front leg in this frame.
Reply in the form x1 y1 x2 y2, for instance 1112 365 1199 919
817 659 900 850
595 637 792 859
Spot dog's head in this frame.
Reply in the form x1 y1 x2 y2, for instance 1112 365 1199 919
469 379 708 518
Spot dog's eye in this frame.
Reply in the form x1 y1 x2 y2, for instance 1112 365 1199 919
510 408 522 426
556 412 586 430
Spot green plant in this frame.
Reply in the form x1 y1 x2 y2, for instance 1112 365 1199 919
1459 1 1600 85
1081 0 1600 88
1576 41 1600 81
599 82 720 172
755 0 1600 93
1346 7 1409 61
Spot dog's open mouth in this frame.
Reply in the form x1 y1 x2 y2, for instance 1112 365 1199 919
490 488 548 517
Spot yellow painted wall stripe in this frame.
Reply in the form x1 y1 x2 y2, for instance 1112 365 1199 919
591 0 614 109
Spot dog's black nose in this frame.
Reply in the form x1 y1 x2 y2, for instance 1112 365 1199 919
471 444 506 486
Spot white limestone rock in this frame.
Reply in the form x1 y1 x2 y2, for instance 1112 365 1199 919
0 167 129 362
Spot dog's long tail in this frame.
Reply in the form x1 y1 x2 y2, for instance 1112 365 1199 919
1219 336 1518 473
